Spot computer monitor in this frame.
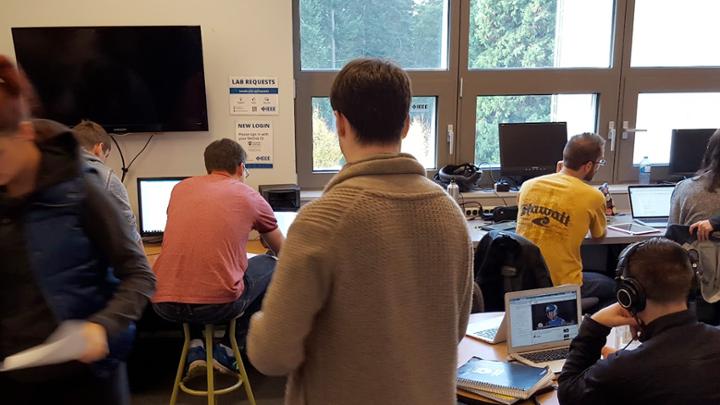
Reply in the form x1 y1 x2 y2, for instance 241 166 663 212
137 177 187 236
499 122 568 179
668 128 716 176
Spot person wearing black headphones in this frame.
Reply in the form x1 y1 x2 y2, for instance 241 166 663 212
558 237 720 405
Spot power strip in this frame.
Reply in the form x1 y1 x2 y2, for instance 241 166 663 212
482 205 498 216
465 205 499 219
464 207 481 218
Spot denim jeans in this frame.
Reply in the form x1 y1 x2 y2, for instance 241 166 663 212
154 254 277 345
582 271 617 310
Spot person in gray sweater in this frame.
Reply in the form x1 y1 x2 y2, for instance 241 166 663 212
248 58 473 405
73 120 140 243
669 128 720 228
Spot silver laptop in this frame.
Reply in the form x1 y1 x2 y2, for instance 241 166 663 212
628 185 675 228
505 285 582 373
465 314 507 344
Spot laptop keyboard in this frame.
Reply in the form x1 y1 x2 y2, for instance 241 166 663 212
472 328 498 340
522 347 569 363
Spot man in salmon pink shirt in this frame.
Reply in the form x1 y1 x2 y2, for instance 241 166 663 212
152 138 284 378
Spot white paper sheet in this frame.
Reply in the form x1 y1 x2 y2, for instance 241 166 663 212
0 320 87 371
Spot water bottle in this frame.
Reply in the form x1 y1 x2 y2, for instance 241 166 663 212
639 156 651 185
447 179 460 201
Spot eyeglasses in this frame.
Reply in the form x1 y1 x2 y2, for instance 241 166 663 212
243 164 251 179
595 159 607 167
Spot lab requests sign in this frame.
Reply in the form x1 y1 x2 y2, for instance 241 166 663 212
229 77 279 115
236 120 273 168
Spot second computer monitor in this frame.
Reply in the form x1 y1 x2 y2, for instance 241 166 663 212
499 122 568 179
668 128 716 176
137 177 188 236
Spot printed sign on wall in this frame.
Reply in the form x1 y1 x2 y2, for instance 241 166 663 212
236 120 273 168
229 76 279 115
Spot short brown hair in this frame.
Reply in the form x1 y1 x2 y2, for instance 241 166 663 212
330 58 411 145
627 237 694 303
204 138 246 174
562 133 605 170
73 120 112 154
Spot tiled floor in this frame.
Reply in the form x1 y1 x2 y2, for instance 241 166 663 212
128 337 286 405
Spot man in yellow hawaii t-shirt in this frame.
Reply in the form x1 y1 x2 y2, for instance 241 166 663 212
516 132 615 309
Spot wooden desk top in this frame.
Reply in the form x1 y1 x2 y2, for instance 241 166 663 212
458 312 559 405
142 211 296 266
143 239 267 267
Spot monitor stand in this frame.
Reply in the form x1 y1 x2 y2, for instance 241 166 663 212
142 235 163 245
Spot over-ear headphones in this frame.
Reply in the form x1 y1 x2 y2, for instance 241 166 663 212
436 163 482 192
615 241 648 314
615 239 700 314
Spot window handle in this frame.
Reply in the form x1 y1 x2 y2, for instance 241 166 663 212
622 121 647 140
447 124 455 155
609 121 616 152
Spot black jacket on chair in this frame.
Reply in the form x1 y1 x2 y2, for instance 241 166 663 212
475 230 553 311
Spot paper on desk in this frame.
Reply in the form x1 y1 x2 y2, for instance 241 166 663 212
0 320 87 372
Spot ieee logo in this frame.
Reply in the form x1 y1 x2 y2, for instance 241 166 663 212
261 106 276 112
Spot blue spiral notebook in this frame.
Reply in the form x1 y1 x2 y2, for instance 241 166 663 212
457 357 553 400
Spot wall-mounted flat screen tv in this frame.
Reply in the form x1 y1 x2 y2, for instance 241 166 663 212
12 26 208 133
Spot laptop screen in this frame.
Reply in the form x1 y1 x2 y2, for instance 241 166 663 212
508 290 580 348
629 186 675 219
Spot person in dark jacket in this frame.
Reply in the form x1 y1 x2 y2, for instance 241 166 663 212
0 56 156 404
558 237 720 405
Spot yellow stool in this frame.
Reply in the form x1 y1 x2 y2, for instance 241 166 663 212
170 319 256 405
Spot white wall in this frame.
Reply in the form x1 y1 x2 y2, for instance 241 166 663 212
0 0 296 215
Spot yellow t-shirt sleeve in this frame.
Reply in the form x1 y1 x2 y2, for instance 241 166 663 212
588 191 607 238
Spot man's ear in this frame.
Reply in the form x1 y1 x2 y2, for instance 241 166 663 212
334 111 347 139
91 143 105 159
400 115 410 140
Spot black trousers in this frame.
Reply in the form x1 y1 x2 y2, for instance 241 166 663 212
0 362 129 405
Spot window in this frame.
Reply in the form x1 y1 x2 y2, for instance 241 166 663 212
458 0 620 183
633 93 720 164
631 0 720 67
294 0 458 188
468 0 614 69
311 97 437 171
299 0 450 70
295 0 720 188
474 94 598 166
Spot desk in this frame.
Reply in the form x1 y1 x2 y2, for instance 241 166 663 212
143 211 298 266
468 215 666 247
457 313 559 405
458 313 630 405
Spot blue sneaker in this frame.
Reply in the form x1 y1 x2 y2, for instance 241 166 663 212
212 343 238 375
185 340 207 380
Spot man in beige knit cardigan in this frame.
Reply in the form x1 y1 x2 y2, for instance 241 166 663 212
248 58 473 405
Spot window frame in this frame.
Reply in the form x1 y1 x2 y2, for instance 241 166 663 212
293 0 720 189
455 0 626 185
293 0 461 189
614 0 720 182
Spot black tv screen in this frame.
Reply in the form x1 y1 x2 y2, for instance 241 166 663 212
12 26 208 133
499 122 567 178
